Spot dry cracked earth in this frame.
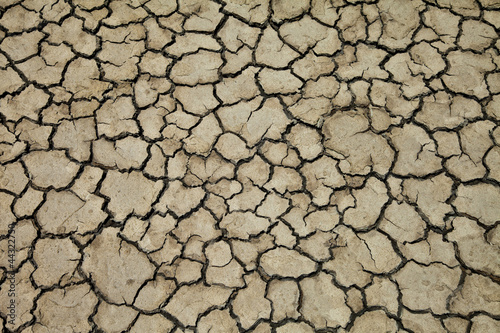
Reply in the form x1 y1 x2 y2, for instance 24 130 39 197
0 0 499 332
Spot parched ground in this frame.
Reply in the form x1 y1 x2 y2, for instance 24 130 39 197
0 0 499 332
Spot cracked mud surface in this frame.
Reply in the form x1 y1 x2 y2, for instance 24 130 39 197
0 0 499 332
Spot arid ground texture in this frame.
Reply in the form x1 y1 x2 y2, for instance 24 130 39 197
0 0 499 332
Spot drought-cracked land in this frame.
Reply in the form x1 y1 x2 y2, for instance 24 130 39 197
0 0 499 332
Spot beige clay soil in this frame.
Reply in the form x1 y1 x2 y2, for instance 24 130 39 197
0 0 499 332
